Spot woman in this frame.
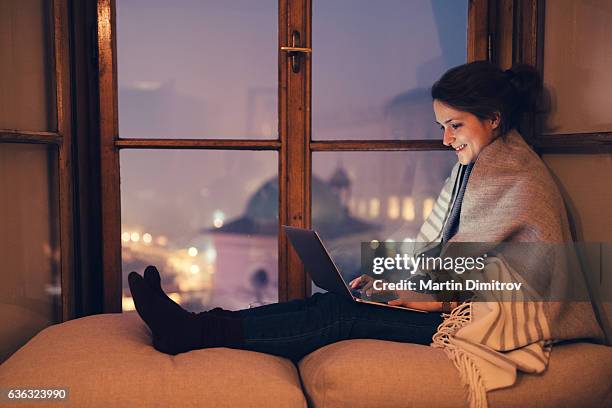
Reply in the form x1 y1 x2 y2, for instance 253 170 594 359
129 61 603 408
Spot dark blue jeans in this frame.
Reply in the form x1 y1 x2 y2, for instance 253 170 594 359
233 292 443 362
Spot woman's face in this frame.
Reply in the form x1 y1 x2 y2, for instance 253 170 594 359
433 100 499 165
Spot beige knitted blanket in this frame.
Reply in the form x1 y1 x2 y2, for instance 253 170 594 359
413 129 604 408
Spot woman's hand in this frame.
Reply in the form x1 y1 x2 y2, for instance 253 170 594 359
349 274 372 290
387 299 443 312
349 276 459 312
387 290 447 312
349 274 394 297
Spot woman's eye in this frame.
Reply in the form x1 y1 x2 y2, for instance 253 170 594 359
451 124 462 130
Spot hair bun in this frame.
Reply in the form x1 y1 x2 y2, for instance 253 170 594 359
505 64 543 113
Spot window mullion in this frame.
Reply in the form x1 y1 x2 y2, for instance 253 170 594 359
278 0 311 301
98 0 122 313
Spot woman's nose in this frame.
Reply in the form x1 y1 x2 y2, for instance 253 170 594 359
442 129 455 146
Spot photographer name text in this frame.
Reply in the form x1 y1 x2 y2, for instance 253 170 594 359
374 279 523 291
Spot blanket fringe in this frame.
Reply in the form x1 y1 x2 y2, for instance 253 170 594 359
431 302 488 408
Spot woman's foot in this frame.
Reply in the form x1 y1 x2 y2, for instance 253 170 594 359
143 265 235 317
128 271 201 355
142 265 186 313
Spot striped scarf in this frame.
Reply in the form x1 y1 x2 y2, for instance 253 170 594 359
415 161 461 248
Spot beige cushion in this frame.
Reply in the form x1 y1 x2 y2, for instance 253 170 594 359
299 339 612 408
0 312 306 408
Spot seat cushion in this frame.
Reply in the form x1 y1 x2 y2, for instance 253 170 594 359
0 312 306 408
299 339 612 408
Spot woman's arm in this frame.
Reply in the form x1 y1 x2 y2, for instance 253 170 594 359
350 275 459 312
388 296 459 313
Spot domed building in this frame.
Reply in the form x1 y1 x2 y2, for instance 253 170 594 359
200 171 379 310
215 174 375 239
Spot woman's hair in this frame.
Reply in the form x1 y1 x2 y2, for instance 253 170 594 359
431 61 543 136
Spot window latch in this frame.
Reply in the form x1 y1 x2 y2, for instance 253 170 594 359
280 31 311 73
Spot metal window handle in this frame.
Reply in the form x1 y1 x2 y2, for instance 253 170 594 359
280 46 312 53
281 31 311 73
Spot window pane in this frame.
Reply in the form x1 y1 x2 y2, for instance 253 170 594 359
312 151 456 286
120 150 278 312
0 0 56 131
116 0 277 139
542 0 612 134
312 0 467 140
0 143 61 363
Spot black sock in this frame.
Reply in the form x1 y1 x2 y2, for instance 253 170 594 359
128 271 245 354
142 265 186 313
128 271 201 355
143 265 236 317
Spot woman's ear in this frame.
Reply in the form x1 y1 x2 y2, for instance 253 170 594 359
490 112 501 130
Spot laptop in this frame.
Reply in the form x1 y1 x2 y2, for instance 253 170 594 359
283 226 427 313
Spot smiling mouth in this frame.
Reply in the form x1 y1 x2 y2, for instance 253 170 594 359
454 144 467 152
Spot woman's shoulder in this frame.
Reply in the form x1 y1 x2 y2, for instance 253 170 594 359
465 130 572 241
503 132 561 197
475 130 557 192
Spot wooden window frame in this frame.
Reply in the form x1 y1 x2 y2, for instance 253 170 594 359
97 0 492 312
499 0 612 153
0 0 74 321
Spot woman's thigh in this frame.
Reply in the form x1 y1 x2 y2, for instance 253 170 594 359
237 292 443 361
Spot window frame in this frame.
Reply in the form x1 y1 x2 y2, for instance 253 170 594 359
507 0 612 152
96 0 491 312
0 0 74 321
